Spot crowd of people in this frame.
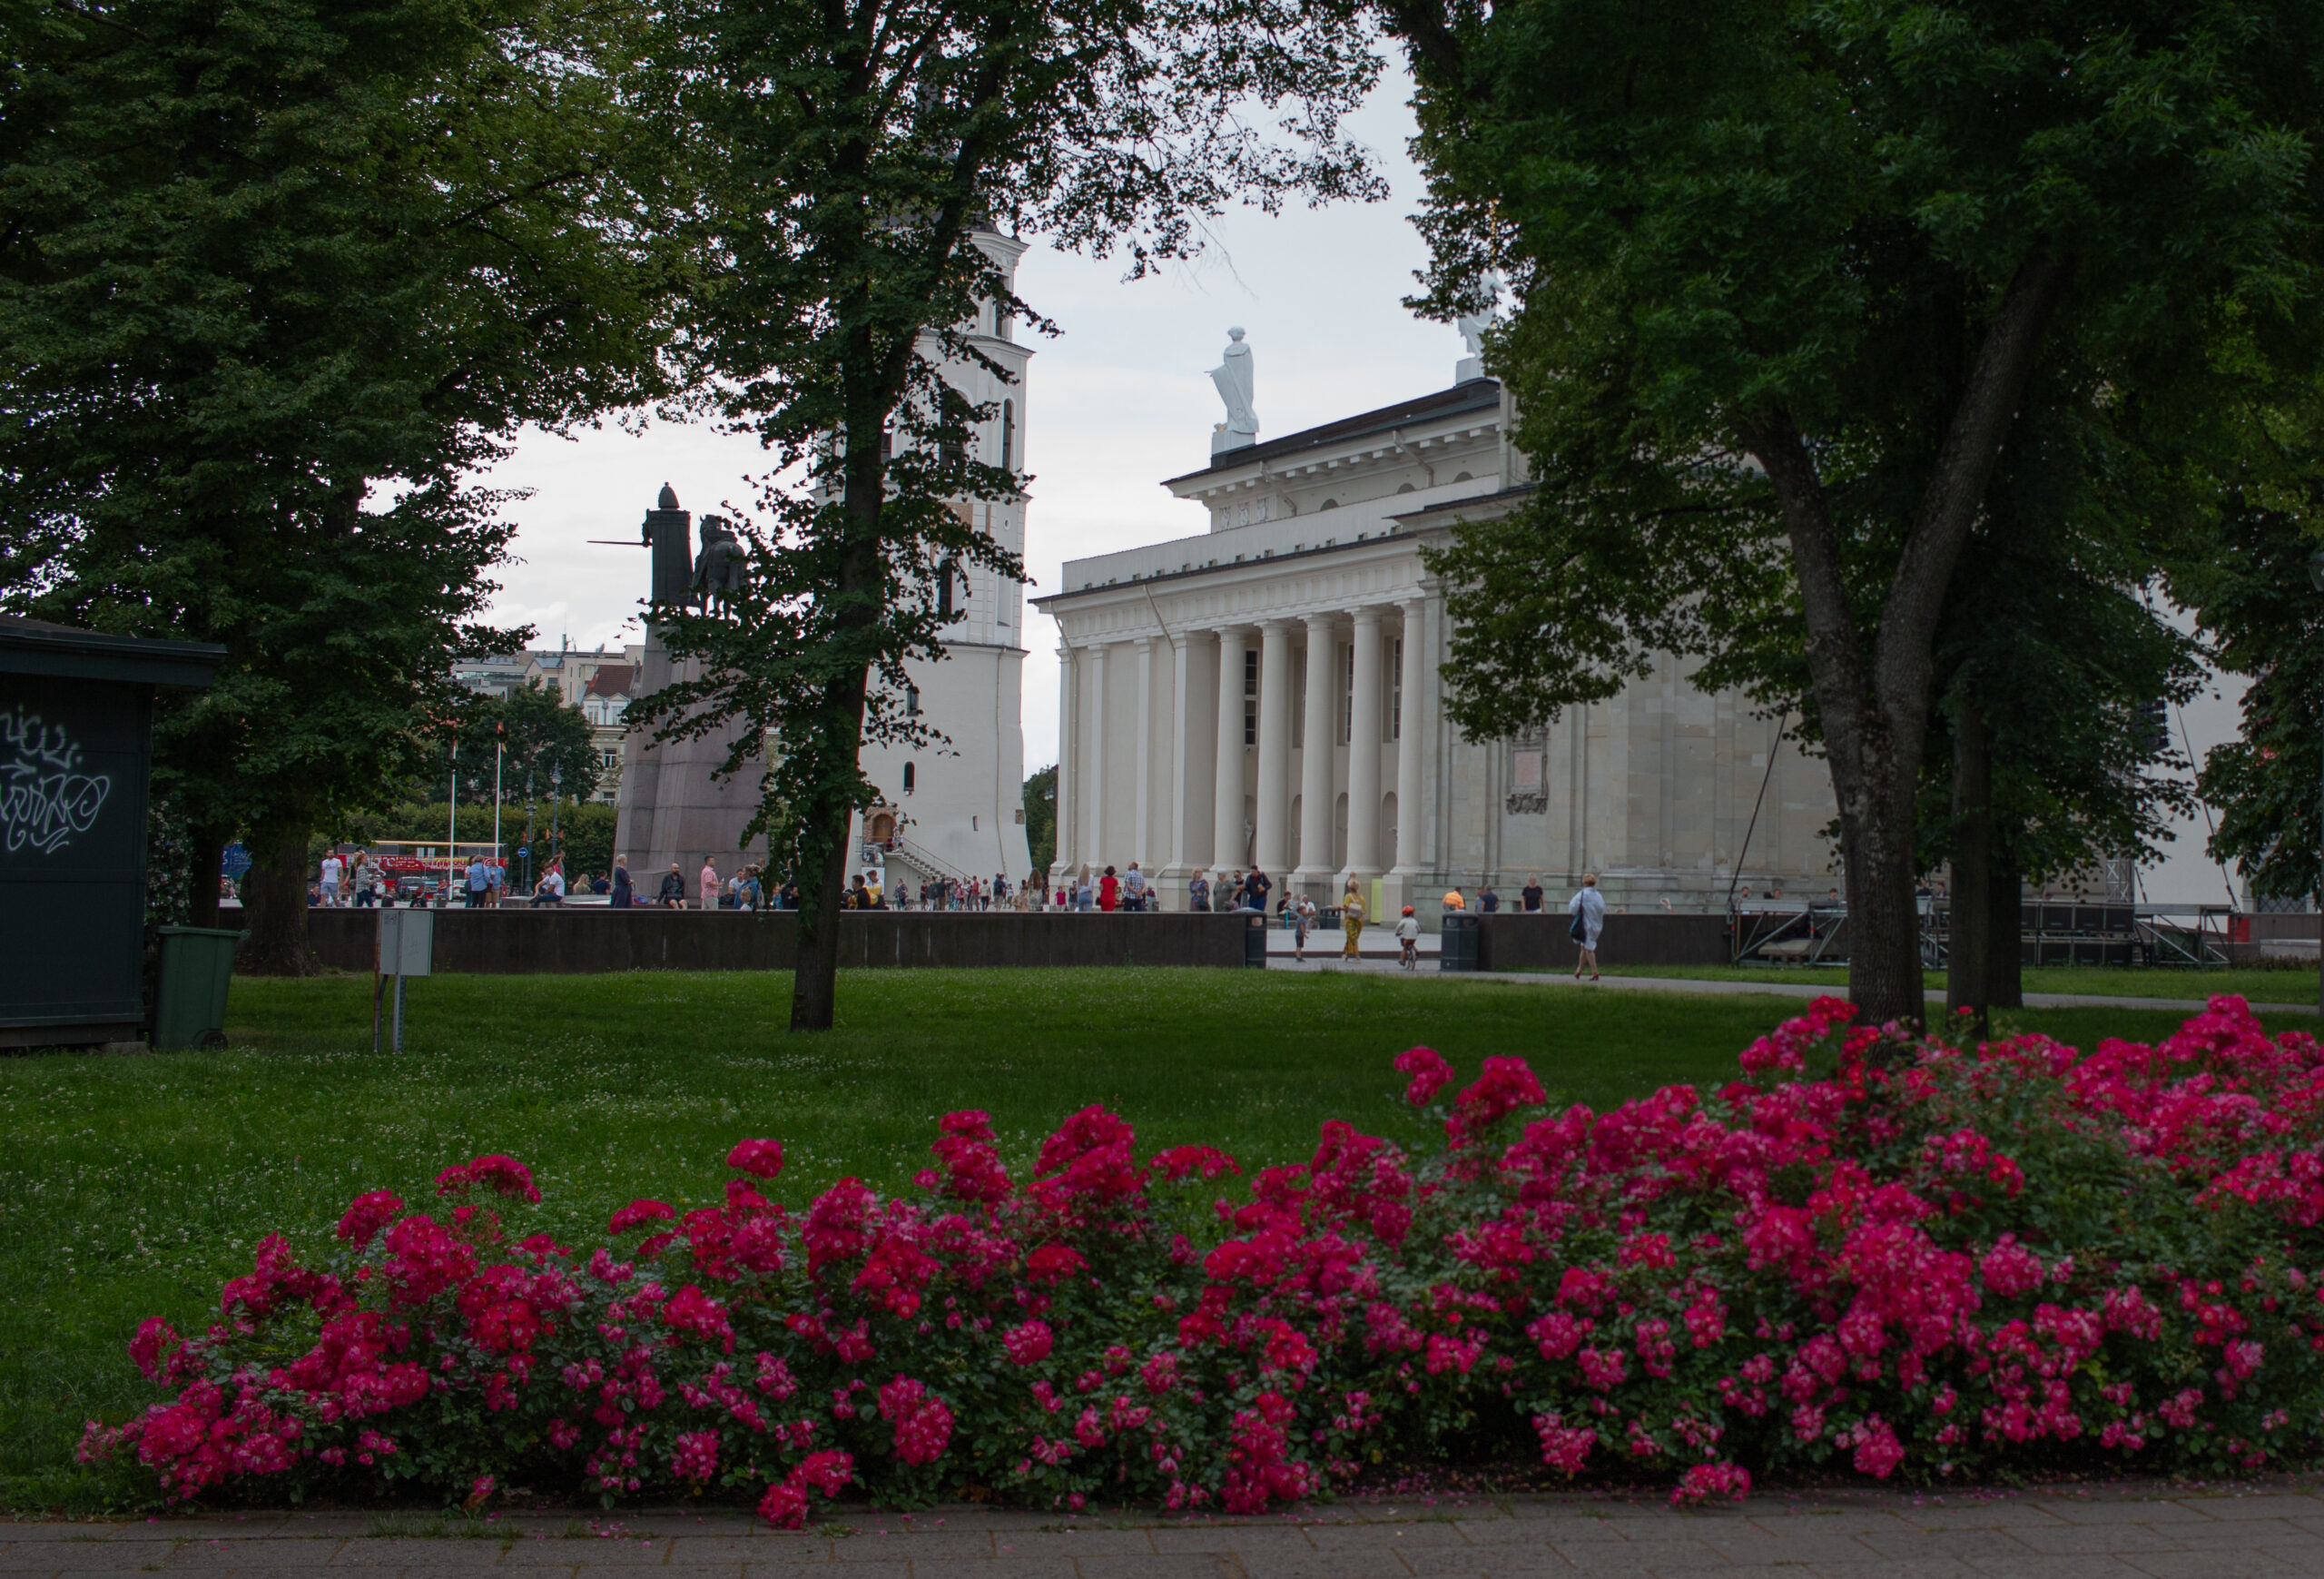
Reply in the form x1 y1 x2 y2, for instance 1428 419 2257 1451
304 846 1612 968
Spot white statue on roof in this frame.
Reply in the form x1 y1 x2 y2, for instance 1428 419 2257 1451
1209 327 1258 457
1455 274 1503 382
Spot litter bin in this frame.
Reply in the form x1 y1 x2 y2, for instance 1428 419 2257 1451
1244 914 1269 968
1439 912 1480 972
154 925 246 1050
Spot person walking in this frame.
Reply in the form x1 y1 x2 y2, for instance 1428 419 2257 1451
1394 905 1420 971
1292 893 1316 962
698 858 720 911
1570 873 1607 982
350 854 378 909
319 850 344 908
1340 880 1366 960
611 855 634 909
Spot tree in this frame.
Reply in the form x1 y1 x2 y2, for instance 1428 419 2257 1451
427 681 603 807
1022 764 1058 876
632 0 1381 1029
1381 0 2324 1023
1915 391 2205 1023
2161 383 2324 909
0 0 673 970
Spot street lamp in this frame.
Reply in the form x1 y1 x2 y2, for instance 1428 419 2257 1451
2309 548 2324 1011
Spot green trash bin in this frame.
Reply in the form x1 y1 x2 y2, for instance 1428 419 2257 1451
154 925 246 1050
1439 912 1480 972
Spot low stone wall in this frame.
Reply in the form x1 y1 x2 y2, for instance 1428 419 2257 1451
301 908 1248 974
1476 913 1730 972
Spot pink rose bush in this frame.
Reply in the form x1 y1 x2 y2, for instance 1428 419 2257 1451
84 997 2324 1511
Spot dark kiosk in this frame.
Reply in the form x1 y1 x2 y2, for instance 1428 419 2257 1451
0 617 222 1047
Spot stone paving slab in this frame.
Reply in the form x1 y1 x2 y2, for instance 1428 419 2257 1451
13 1485 2324 1578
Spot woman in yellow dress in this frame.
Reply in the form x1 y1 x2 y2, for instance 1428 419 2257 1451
1341 881 1366 960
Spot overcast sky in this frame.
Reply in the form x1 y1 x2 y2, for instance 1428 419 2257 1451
473 73 1461 775
469 74 2247 905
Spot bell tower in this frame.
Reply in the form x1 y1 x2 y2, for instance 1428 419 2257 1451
852 230 1037 891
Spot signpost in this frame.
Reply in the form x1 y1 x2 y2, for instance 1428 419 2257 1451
373 907 433 1051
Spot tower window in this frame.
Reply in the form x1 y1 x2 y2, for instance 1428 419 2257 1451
1245 699 1256 748
1244 649 1257 697
903 762 916 794
1000 400 1015 472
905 686 920 716
936 560 957 620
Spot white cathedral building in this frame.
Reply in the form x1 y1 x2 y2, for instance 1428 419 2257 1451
1036 331 1845 920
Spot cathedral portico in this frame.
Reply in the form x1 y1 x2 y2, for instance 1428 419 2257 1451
1038 327 1843 923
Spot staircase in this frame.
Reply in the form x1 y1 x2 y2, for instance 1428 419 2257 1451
881 836 974 893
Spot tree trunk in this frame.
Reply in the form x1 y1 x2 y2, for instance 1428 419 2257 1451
790 783 858 1032
789 400 887 1032
1947 694 1993 1032
238 820 317 975
1741 257 2073 1032
1745 417 1928 1025
1987 841 2024 1009
1843 757 1931 1026
789 655 872 1033
186 820 231 931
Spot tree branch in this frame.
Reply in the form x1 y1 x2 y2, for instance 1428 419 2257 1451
1375 0 1466 88
1875 252 2077 714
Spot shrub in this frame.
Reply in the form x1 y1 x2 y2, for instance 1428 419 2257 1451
84 997 2324 1514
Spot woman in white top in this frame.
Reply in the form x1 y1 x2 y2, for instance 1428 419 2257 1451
1570 874 1607 982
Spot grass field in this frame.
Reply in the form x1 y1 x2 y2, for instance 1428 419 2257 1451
3 967 2302 1512
1592 962 2321 1002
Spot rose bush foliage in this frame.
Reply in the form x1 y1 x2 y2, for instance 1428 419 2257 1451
84 997 2324 1515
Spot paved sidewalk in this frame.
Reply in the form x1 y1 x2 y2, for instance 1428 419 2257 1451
11 1485 2324 1577
1264 954 2319 1014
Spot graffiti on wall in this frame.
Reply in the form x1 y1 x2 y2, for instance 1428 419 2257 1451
2 706 113 854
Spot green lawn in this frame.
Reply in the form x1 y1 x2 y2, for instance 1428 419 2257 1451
2 967 2299 1512
1592 962 2321 1003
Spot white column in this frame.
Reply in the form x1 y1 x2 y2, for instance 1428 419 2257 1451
1254 620 1293 875
1086 642 1108 872
1295 612 1338 892
1167 630 1199 883
1393 598 1426 874
1055 642 1077 875
1213 627 1246 873
1133 636 1155 868
1344 607 1384 884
